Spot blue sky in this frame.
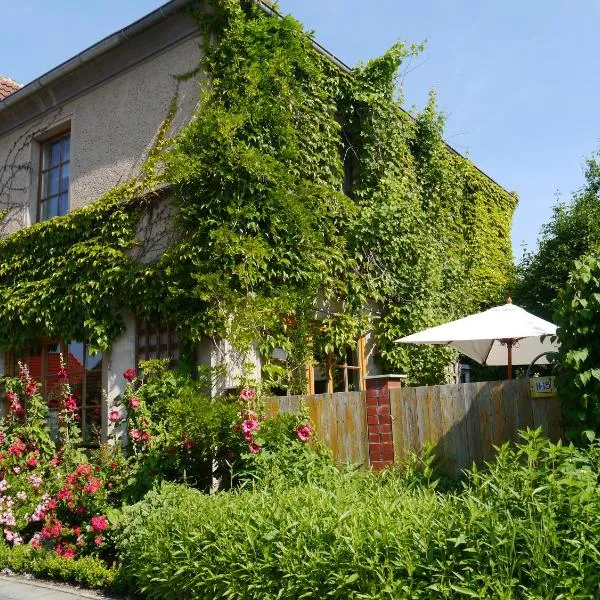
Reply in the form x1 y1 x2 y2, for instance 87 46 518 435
2 1 599 260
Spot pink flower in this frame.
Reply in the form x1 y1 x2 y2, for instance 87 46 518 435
129 396 141 410
296 423 312 442
123 368 137 382
57 367 68 381
94 535 104 546
0 432 4 445
240 388 256 402
62 546 76 559
30 533 43 549
248 442 262 454
90 515 108 532
25 381 37 396
26 457 37 469
243 432 253 441
241 419 260 435
108 407 124 423
49 458 60 468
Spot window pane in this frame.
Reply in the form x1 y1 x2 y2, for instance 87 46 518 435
43 197 58 219
43 141 61 169
60 163 69 192
58 193 69 217
61 135 70 160
67 341 85 373
42 168 59 198
86 346 103 372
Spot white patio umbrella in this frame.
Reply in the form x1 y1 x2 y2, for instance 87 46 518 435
395 300 559 379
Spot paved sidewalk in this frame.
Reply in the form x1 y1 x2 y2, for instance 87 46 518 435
0 575 117 600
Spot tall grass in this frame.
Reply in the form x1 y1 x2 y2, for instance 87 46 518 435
118 430 600 599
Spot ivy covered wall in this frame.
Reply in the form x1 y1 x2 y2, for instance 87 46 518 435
0 0 516 389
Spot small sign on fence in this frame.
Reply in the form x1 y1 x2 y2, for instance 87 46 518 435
530 376 556 398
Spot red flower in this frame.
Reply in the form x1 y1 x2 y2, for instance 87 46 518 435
64 396 77 412
57 367 68 381
123 368 137 382
49 458 61 468
25 381 37 396
58 487 73 502
129 396 141 410
84 477 101 494
76 463 92 476
47 499 57 511
8 439 26 457
90 515 108 532
72 526 81 537
248 442 262 454
26 457 38 469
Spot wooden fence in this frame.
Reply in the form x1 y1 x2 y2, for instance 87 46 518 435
265 392 369 466
266 379 562 473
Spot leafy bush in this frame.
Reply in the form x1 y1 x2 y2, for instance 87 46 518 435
118 430 600 599
553 251 600 442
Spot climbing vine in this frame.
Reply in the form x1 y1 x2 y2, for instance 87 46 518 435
0 0 515 388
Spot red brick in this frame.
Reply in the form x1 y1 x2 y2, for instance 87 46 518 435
367 415 380 426
377 405 391 416
368 433 381 443
367 406 379 416
379 433 393 443
373 423 392 434
378 443 394 453
379 451 394 461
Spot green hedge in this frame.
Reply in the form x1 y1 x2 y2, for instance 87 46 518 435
0 544 119 590
117 430 600 599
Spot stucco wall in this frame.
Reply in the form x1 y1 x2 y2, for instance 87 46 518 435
0 20 203 234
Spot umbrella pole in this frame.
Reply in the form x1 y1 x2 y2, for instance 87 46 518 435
507 342 513 380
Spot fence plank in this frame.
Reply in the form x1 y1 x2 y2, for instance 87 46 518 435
403 386 420 456
390 388 405 462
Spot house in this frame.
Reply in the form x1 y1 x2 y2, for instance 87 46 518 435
0 0 516 443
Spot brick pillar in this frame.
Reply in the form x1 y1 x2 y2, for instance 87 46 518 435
365 375 405 470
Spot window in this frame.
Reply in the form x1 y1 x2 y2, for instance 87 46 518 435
135 321 180 368
38 131 70 221
309 337 366 394
11 340 103 444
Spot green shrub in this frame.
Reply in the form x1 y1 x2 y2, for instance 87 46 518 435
117 430 600 599
554 251 600 442
0 544 118 589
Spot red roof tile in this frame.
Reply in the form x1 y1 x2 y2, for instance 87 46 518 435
0 75 22 101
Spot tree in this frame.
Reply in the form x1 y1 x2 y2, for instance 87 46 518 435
514 153 600 319
553 252 600 443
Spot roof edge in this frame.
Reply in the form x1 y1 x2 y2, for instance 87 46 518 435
0 0 190 111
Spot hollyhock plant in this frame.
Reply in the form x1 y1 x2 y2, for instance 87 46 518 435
248 442 262 454
108 408 124 423
123 368 137 382
296 423 312 442
240 387 256 402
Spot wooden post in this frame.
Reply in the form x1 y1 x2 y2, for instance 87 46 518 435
507 343 513 380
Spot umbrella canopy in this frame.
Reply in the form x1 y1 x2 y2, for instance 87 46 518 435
396 301 558 377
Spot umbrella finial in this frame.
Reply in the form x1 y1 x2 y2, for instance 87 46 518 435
506 297 512 304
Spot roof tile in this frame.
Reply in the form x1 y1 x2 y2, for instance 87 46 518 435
0 75 22 101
